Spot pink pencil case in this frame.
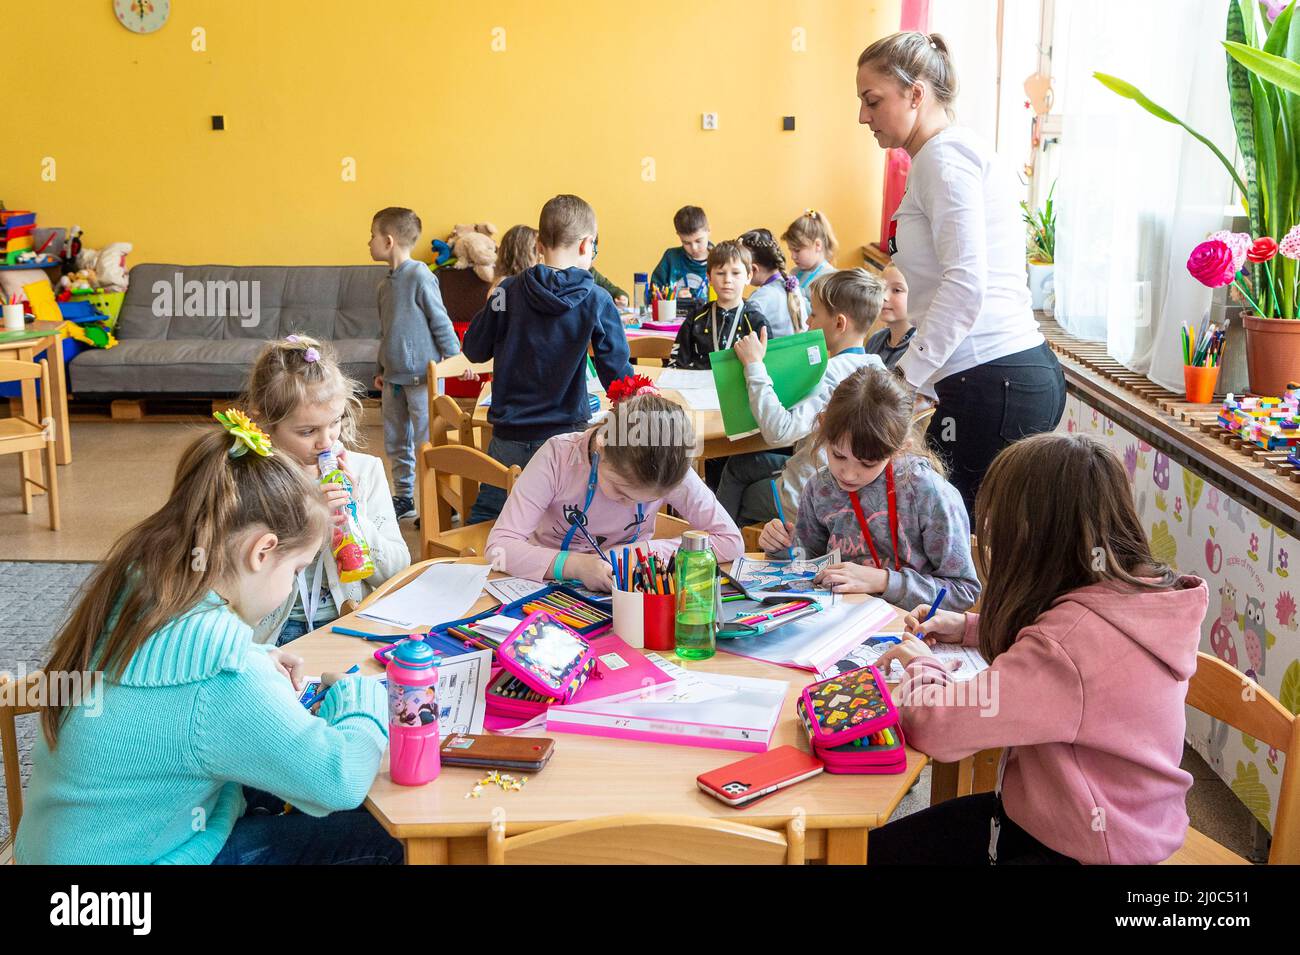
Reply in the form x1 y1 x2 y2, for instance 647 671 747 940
494 610 596 705
795 698 907 775
798 665 898 748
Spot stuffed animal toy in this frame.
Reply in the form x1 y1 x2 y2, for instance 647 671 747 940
95 242 132 292
58 268 99 296
452 231 497 283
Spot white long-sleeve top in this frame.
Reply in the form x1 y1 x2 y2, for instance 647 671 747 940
892 126 1043 393
743 349 884 518
253 450 411 643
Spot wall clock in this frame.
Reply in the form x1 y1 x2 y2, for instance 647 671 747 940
113 0 170 35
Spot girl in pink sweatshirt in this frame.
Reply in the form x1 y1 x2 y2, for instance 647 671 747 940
870 433 1207 865
486 379 744 592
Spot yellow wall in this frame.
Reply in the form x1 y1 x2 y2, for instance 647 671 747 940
5 0 897 291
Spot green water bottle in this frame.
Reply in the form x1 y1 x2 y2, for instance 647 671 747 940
675 531 718 660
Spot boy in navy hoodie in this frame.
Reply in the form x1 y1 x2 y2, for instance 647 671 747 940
463 194 632 523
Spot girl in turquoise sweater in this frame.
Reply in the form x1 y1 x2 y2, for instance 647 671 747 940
15 416 401 865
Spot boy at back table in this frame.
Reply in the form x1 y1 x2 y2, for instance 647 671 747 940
463 193 632 523
369 206 461 520
649 204 712 318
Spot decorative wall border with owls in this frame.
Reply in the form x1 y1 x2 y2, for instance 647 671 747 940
1062 395 1300 835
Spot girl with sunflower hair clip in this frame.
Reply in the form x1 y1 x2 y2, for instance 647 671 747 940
16 418 404 865
486 375 744 592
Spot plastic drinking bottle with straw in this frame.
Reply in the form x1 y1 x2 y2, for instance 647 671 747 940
387 638 441 786
318 444 376 584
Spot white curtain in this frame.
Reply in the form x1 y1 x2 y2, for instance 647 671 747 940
1053 0 1235 392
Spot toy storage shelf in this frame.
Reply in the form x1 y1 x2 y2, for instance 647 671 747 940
1042 317 1300 532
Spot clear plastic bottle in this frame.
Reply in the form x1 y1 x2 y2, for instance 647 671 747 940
318 445 376 584
675 531 717 660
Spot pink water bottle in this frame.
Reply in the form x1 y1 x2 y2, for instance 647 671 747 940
386 638 441 785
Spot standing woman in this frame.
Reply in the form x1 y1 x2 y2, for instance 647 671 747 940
856 32 1065 515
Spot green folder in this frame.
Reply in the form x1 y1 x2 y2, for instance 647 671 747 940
709 329 829 439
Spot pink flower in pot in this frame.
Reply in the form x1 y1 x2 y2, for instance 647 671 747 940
1280 224 1300 260
1186 239 1237 288
1207 230 1251 272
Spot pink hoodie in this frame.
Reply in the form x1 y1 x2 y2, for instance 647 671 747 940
487 430 744 582
897 576 1208 865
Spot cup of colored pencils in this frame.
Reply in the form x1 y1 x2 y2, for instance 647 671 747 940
653 287 677 325
3 297 24 332
610 547 676 651
1182 321 1225 403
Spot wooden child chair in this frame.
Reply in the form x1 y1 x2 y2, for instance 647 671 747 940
0 359 60 530
487 813 805 865
1164 651 1298 864
416 443 521 559
0 671 43 865
628 337 673 366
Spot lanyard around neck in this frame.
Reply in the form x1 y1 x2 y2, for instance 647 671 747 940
560 448 645 553
711 303 744 351
295 552 328 632
848 460 900 571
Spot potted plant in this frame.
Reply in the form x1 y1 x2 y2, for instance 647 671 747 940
1095 0 1300 395
1022 182 1056 310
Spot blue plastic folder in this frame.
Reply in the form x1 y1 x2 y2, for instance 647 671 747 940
708 329 829 439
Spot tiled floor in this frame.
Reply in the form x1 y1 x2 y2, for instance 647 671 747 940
0 420 1269 860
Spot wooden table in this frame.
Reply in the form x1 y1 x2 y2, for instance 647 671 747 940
294 560 926 865
473 363 777 461
0 321 72 474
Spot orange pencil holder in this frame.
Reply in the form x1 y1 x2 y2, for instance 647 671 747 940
1183 364 1220 404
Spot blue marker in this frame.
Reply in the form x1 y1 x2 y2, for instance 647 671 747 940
332 625 403 642
917 587 947 640
302 664 360 709
770 478 792 560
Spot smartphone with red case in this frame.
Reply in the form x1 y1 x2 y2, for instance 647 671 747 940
697 745 825 808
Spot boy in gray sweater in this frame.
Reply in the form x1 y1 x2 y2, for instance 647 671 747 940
369 207 461 519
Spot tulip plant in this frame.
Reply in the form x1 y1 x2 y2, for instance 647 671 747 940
1096 1 1300 317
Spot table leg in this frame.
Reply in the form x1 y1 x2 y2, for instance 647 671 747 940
403 837 450 865
930 759 961 806
16 345 42 496
825 827 868 865
44 333 71 465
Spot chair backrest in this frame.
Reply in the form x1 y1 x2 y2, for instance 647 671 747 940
418 443 522 537
0 358 42 384
1185 651 1299 864
430 353 493 381
487 813 804 865
652 511 691 539
0 672 43 850
431 394 475 448
628 337 673 365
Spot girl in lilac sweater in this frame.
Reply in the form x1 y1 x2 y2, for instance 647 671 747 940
759 365 978 610
486 381 744 592
872 433 1207 865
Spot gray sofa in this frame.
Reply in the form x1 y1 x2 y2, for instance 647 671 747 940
70 263 388 394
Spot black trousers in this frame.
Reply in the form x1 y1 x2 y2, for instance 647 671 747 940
926 342 1067 518
868 791 1080 865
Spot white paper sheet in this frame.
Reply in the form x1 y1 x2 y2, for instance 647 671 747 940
675 387 721 411
432 649 492 737
656 368 716 391
717 596 897 672
823 637 990 683
357 563 491 630
730 551 840 598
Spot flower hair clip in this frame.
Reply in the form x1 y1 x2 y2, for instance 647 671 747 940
782 274 800 294
213 408 274 458
607 374 657 405
285 335 301 344
303 347 320 363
